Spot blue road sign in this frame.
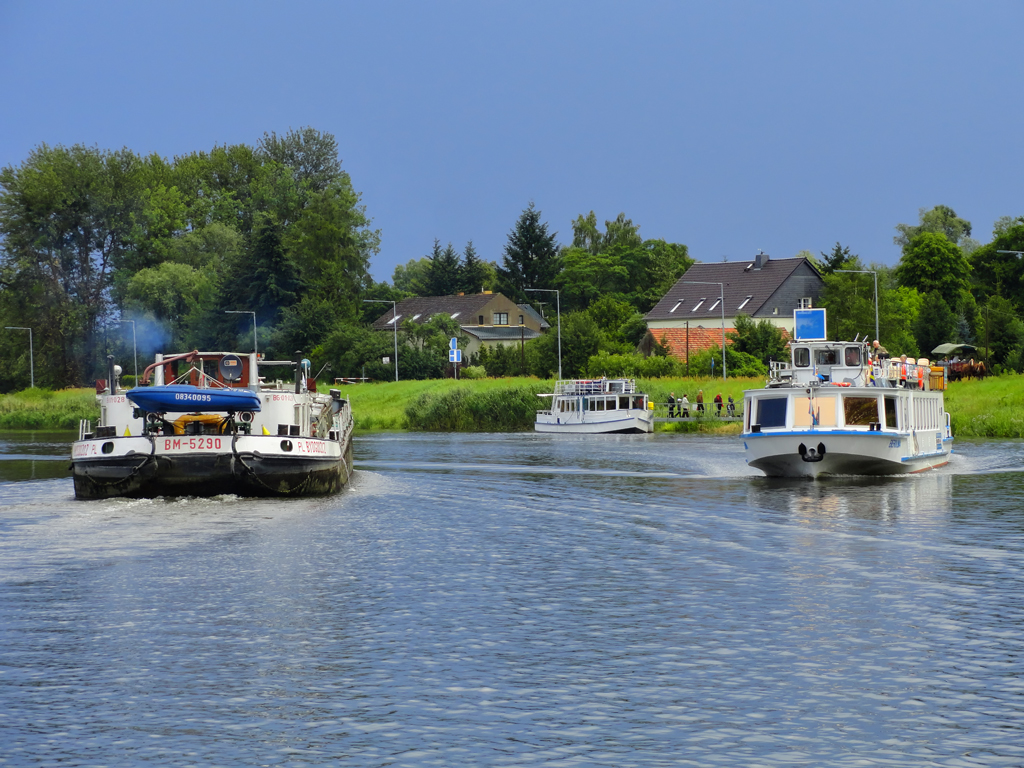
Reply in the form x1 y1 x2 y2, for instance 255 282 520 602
449 349 462 363
450 337 458 350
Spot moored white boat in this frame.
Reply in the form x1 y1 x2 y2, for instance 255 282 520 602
742 310 952 477
535 378 654 434
71 350 354 499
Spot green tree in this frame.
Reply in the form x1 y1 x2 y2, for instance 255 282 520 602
912 292 957 357
256 127 342 193
895 204 972 249
459 241 494 294
426 240 461 296
982 295 1024 366
497 202 560 302
123 262 217 348
393 257 431 295
894 232 971 309
0 143 146 385
819 242 856 275
968 222 1024 307
728 314 788 365
559 211 691 313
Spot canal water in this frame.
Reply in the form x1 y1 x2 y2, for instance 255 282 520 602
1 430 1023 766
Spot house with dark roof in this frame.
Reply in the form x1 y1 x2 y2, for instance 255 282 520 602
371 292 549 357
644 253 822 361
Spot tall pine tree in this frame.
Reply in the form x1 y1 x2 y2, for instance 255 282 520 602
497 203 560 302
459 240 491 294
426 239 461 296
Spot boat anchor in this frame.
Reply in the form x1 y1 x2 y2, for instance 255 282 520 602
798 442 826 462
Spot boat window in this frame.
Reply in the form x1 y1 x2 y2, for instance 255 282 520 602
596 399 605 411
884 396 898 429
845 347 861 366
793 395 838 427
756 397 787 428
793 348 810 367
815 349 838 366
844 396 878 426
633 395 644 410
619 396 629 410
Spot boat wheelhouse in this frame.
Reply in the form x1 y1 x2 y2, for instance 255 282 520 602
742 309 952 477
71 350 354 499
535 378 654 434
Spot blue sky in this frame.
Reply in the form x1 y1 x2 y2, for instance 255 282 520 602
2 1 1022 281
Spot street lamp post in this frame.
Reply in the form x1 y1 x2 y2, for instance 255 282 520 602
120 320 137 384
225 311 258 360
5 326 33 389
835 269 879 343
681 282 726 380
364 300 399 381
526 288 561 380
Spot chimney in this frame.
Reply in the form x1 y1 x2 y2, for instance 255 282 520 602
753 251 769 270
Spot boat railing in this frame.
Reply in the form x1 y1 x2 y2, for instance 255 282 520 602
769 361 793 384
554 378 637 395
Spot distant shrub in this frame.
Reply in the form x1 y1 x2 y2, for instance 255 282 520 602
406 384 548 431
585 352 682 379
460 365 487 379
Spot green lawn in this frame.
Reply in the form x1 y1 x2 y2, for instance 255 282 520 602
4 374 1023 436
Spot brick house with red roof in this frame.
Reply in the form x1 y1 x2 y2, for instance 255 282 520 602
644 252 820 362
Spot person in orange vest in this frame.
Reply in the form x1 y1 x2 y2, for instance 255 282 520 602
898 354 909 387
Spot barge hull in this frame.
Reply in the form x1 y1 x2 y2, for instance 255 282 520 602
72 443 353 500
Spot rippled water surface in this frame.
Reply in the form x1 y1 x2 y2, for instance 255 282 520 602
2 431 1024 766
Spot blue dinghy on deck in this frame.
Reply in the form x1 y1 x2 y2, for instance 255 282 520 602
126 385 261 413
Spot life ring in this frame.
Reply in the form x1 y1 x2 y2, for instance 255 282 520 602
829 382 851 387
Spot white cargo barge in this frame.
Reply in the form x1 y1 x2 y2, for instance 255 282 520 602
71 350 354 499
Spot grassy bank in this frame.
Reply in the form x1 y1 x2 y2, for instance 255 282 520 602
0 388 99 430
5 375 1024 436
341 376 758 433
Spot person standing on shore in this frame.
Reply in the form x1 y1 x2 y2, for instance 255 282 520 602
668 392 676 418
680 393 689 418
696 390 704 414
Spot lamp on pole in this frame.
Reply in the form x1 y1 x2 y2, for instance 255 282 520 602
225 311 258 360
526 288 560 380
835 269 878 343
681 282 726 380
364 299 399 381
120 320 137 384
5 326 33 389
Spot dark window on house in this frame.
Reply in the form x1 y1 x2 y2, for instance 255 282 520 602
493 312 508 325
519 314 524 325
478 315 484 325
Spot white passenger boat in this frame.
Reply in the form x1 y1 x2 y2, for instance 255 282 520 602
535 378 654 434
742 310 952 477
71 350 354 499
